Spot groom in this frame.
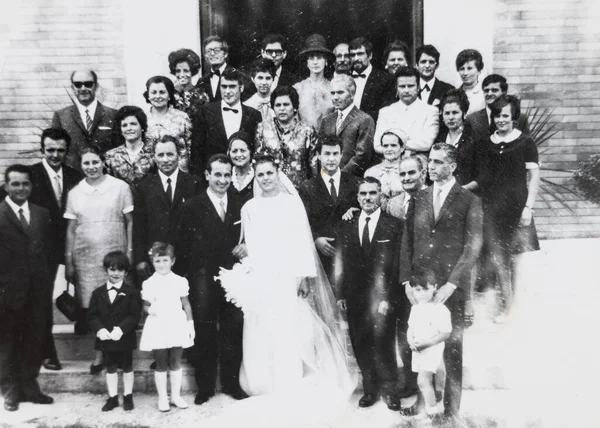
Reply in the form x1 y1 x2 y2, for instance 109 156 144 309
174 154 247 405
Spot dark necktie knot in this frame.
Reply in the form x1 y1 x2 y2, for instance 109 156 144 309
223 107 239 114
365 216 371 224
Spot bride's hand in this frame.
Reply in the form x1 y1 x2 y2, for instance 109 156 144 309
297 278 310 298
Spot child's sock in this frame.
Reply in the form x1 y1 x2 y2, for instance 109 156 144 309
169 369 188 409
123 371 134 395
426 404 441 416
106 372 118 397
154 371 170 412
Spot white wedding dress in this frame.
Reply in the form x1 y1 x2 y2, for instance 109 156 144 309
212 176 356 427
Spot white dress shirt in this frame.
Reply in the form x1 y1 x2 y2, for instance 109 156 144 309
5 196 30 223
210 63 227 98
353 64 373 108
106 280 123 303
272 66 282 89
464 80 485 115
76 98 98 130
158 168 179 196
358 207 381 244
321 168 341 197
221 100 243 139
42 159 64 203
207 188 228 217
432 176 456 210
419 77 436 101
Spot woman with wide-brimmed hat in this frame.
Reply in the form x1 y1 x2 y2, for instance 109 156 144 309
292 34 335 130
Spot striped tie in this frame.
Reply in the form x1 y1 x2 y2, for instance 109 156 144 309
85 109 93 132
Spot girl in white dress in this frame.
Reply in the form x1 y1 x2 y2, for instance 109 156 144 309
215 155 356 427
407 268 452 420
139 242 195 412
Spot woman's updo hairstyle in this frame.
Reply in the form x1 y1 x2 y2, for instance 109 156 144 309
168 49 201 76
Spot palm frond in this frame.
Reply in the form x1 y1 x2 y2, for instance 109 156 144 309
539 182 575 213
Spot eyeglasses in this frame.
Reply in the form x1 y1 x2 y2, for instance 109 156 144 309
72 81 94 89
264 49 284 57
206 47 224 55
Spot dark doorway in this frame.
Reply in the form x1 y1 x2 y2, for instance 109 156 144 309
199 0 423 75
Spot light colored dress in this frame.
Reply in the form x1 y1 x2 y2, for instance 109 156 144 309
407 302 452 372
139 271 193 351
146 105 192 173
64 175 133 307
215 180 356 426
293 78 334 130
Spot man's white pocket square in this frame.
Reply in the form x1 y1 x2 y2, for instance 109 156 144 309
376 239 391 243
98 126 111 130
234 220 241 225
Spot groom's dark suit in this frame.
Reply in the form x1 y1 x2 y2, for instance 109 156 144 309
335 210 402 399
174 189 244 400
400 182 482 416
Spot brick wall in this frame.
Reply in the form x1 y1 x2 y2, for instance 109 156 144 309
494 0 600 238
0 0 127 175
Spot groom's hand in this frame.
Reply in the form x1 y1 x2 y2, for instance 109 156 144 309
232 243 247 259
315 237 336 257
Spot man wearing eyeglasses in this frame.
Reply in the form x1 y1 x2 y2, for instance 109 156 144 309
51 70 117 169
260 33 299 90
196 36 230 102
333 43 352 77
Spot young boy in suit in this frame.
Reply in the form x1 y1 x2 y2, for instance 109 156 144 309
88 251 141 411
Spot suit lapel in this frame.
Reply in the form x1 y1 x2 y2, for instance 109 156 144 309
172 172 189 209
69 105 88 134
421 187 436 228
337 106 357 135
434 182 460 225
89 103 103 134
315 175 335 206
37 164 62 211
212 104 228 141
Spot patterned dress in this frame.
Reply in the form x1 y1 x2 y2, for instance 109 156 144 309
255 116 318 188
104 142 155 188
146 106 192 173
64 175 134 307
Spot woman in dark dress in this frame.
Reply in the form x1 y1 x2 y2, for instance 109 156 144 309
436 89 477 185
227 131 255 207
465 95 540 323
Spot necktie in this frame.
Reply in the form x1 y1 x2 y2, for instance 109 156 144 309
335 112 343 135
353 73 367 78
54 175 63 207
433 188 443 220
18 208 29 230
403 195 411 215
361 217 371 253
223 107 239 114
329 178 337 202
218 199 226 222
85 108 93 132
166 177 173 204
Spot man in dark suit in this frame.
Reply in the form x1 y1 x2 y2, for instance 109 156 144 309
195 36 230 102
29 128 83 370
174 154 247 405
52 69 117 169
349 37 396 122
190 67 262 176
133 135 202 281
335 176 402 411
0 164 54 411
400 143 483 418
299 135 359 282
260 33 299 90
466 73 530 142
319 74 375 176
415 45 455 108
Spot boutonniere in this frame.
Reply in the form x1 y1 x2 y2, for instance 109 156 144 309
118 292 126 296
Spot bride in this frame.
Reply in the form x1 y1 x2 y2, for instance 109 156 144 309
214 155 356 426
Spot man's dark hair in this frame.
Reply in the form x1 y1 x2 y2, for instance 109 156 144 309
251 58 277 78
221 67 245 85
349 37 373 56
482 74 508 93
41 127 72 151
430 142 458 164
410 266 438 289
103 250 130 272
270 85 299 110
152 134 181 154
415 44 441 64
5 164 32 184
357 175 382 191
455 49 484 71
316 135 343 154
206 153 232 173
394 66 420 82
70 70 98 85
260 33 287 51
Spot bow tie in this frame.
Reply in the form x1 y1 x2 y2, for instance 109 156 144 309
211 69 221 77
353 73 367 79
223 107 239 114
107 286 120 292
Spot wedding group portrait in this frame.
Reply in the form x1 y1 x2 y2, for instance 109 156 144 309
1 0 599 427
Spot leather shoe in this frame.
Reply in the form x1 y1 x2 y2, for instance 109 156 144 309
20 393 54 405
42 358 62 371
4 397 19 411
384 395 401 411
358 393 377 408
90 363 103 375
225 388 248 400
102 395 119 412
194 393 210 405
400 402 420 417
